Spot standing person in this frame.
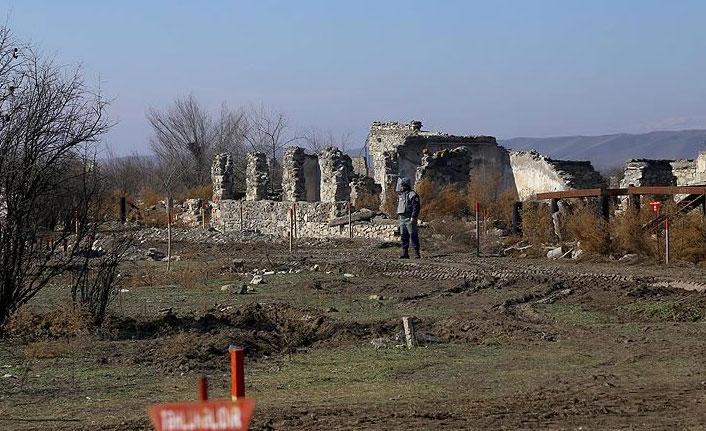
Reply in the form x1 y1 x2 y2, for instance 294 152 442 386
397 177 421 259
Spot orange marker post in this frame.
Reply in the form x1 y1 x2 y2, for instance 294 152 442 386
198 376 208 401
229 346 245 401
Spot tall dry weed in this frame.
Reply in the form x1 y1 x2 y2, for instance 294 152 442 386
564 202 610 255
521 201 554 246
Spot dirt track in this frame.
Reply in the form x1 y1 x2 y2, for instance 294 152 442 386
2 232 706 430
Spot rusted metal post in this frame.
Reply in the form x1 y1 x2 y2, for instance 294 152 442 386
197 376 208 401
119 197 126 224
599 196 610 220
512 201 523 236
229 345 245 401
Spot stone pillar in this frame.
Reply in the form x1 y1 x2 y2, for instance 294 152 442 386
246 152 269 201
281 147 307 202
318 147 353 203
211 153 234 201
373 150 399 208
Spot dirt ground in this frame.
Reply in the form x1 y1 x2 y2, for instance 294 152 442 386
2 229 706 430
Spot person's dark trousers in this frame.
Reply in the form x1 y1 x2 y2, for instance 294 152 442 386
399 217 420 256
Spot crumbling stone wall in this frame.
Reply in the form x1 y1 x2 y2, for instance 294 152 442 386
510 150 605 200
416 147 473 185
211 200 395 240
349 176 382 209
351 157 369 177
620 160 677 187
281 147 307 201
302 154 321 201
670 152 706 186
245 152 270 201
211 153 234 201
367 121 515 204
318 147 353 202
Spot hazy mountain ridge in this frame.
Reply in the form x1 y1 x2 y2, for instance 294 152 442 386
501 129 706 170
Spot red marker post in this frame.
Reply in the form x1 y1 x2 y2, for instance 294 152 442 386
149 346 255 431
229 346 245 401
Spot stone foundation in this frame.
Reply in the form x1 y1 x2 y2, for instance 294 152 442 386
212 200 396 240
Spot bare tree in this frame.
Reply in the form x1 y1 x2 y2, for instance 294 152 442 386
302 127 352 154
213 103 248 182
147 94 213 188
0 26 112 330
147 97 248 191
244 104 300 190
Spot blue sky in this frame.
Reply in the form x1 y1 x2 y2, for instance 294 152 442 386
2 1 705 154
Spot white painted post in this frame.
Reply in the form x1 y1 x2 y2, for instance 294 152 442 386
402 316 417 349
665 216 670 265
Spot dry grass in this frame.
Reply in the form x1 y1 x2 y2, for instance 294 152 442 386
354 191 381 212
521 201 554 246
467 170 517 221
5 304 93 339
564 202 610 255
177 184 213 202
667 212 706 263
610 206 655 257
382 184 398 218
416 179 467 221
430 219 473 244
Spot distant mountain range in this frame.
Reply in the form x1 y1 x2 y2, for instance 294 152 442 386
501 129 706 171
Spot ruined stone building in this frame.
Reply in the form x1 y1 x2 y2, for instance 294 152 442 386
210 120 609 239
367 121 516 203
620 153 706 188
510 150 606 201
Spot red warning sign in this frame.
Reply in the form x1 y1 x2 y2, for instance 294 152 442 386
149 398 256 431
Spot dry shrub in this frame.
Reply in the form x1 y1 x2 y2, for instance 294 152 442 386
140 187 163 208
564 203 610 255
668 212 706 263
25 339 70 359
467 170 517 222
5 305 92 339
611 206 654 256
168 264 213 290
430 219 473 244
177 184 213 202
382 184 398 217
521 200 554 246
354 191 381 211
417 179 467 221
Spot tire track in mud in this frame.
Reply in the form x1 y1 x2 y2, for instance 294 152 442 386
368 257 706 293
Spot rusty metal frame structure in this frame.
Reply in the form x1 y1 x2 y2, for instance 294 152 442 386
536 185 706 200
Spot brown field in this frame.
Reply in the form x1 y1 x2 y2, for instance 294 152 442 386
2 229 706 430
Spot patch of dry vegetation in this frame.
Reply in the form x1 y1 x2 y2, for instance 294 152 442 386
521 201 554 247
564 202 610 255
